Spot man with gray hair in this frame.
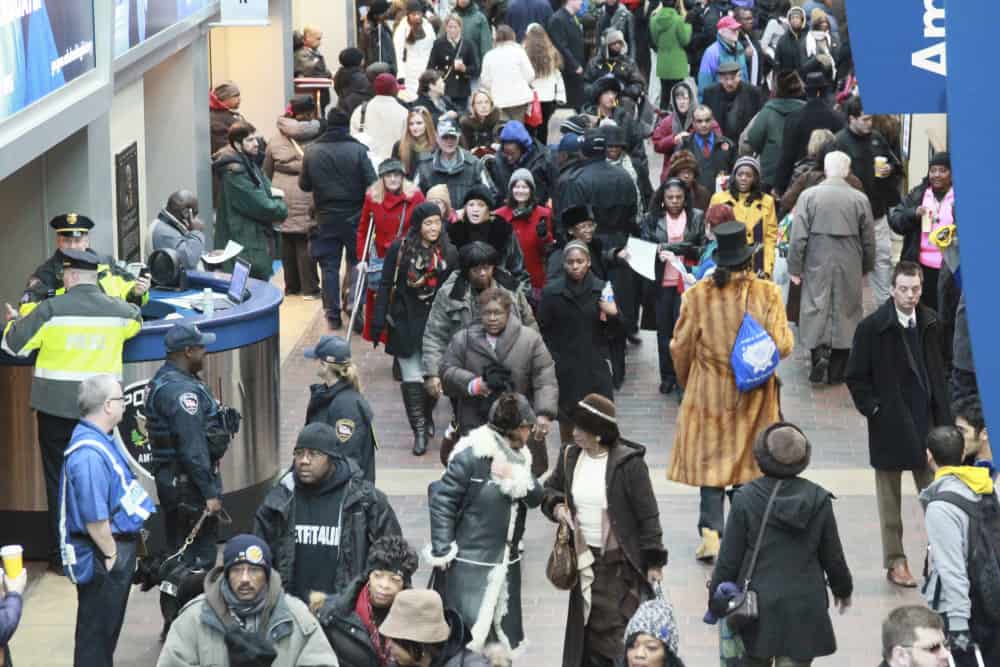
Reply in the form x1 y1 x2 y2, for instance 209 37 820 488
788 150 875 384
60 373 156 666
2 248 142 570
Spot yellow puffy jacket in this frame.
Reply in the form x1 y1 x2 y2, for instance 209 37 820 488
709 189 778 278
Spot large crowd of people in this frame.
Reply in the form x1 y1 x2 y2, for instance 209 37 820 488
1 1 995 666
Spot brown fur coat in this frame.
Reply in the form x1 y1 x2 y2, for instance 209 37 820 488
668 273 794 487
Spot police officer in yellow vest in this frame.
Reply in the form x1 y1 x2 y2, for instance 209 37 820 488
18 213 150 315
2 248 143 568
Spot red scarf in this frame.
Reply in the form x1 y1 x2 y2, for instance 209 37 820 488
355 584 392 666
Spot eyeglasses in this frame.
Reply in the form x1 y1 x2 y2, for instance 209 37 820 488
106 396 125 403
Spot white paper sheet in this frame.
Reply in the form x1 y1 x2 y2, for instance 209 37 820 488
202 240 243 265
625 236 658 282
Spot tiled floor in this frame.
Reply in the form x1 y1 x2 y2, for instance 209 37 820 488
8 125 929 667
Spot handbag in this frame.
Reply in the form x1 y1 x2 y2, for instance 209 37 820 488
730 282 780 392
524 90 543 128
546 448 578 590
366 202 407 291
724 480 782 632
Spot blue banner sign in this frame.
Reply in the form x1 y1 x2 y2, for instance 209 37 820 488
946 2 1000 441
847 0 947 113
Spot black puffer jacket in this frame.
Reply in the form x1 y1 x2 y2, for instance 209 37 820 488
253 461 401 597
299 126 377 230
415 149 490 212
709 476 853 661
583 48 645 103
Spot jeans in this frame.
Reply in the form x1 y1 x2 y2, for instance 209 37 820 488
870 216 893 305
655 286 682 384
316 236 358 321
699 486 726 534
75 539 137 667
396 352 424 383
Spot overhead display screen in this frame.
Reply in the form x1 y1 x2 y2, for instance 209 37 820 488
0 0 96 122
114 0 209 57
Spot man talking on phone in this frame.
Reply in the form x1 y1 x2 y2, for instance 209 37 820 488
151 190 207 270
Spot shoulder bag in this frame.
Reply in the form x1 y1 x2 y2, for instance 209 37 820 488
546 447 578 590
724 479 783 632
366 203 407 291
730 280 780 392
384 240 406 328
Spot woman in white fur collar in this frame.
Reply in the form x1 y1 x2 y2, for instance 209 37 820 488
425 393 543 657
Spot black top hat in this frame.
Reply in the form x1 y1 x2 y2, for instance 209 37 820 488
712 221 754 268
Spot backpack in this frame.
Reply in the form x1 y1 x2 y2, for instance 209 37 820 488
928 490 1000 640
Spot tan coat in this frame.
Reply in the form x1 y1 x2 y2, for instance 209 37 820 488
668 273 794 488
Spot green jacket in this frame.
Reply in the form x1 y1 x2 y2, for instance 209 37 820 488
650 7 692 81
456 3 492 63
213 146 289 280
745 97 806 186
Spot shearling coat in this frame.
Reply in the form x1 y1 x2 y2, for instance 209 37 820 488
263 117 322 235
788 177 876 350
441 320 558 433
541 440 668 667
426 426 543 653
668 274 794 487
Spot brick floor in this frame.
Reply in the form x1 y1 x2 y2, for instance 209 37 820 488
17 133 931 667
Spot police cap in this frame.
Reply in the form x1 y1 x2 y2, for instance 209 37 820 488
164 323 217 352
49 213 95 237
57 248 100 271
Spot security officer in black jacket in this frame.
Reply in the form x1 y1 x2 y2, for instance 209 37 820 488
144 323 241 566
304 335 377 483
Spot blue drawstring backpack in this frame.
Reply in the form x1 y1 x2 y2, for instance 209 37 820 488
731 284 779 392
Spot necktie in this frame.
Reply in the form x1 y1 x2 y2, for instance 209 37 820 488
908 318 916 330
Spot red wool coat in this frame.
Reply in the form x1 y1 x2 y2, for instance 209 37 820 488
494 204 553 289
357 182 425 341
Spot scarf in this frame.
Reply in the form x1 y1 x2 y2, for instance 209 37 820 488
355 584 392 666
403 241 446 301
221 577 270 635
805 30 836 79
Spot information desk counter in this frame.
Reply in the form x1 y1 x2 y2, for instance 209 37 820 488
0 272 283 558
